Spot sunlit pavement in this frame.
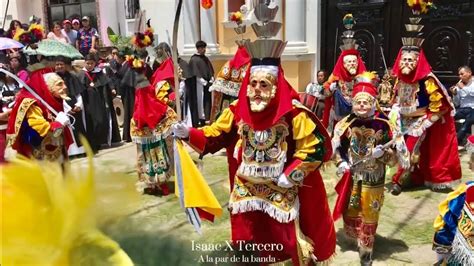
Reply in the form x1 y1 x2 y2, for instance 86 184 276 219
61 143 472 265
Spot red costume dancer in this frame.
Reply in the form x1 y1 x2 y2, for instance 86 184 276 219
129 39 178 195
172 3 335 264
322 14 366 133
6 62 72 162
209 42 250 122
389 7 461 194
332 72 409 265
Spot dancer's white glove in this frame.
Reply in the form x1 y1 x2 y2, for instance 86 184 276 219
277 174 294 188
371 145 385 159
210 77 215 83
199 78 208 86
179 81 186 95
336 161 350 177
55 112 70 126
172 122 190 139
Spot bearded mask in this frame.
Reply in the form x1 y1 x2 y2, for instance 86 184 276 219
44 73 70 101
399 51 419 75
246 67 277 112
343 54 358 76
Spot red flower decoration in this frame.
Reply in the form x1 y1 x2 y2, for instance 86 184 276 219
201 0 213 9
30 28 44 43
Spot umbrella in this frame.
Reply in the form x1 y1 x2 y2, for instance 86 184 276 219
23 39 83 59
0 37 24 50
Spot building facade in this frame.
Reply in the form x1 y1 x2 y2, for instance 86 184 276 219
1 0 320 90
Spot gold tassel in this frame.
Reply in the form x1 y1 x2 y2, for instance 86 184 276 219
295 218 316 265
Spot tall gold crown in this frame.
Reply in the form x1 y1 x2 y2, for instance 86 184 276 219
402 16 425 49
243 0 287 60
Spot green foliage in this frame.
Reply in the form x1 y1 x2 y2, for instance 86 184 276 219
107 26 132 49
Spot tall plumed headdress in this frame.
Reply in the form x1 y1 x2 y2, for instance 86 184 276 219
243 0 286 66
340 13 358 51
110 10 154 71
236 0 300 131
401 0 436 51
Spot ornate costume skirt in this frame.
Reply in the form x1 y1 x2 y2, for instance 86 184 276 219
343 180 384 253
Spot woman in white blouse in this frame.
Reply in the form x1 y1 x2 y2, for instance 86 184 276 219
47 21 70 44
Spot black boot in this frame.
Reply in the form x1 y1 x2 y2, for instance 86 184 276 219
359 251 373 266
391 183 402 196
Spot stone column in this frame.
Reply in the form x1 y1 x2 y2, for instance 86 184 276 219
200 3 220 54
284 0 308 54
182 0 200 55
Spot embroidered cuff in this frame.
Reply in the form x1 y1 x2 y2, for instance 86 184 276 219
283 159 304 185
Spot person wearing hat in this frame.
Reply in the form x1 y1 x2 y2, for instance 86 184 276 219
173 2 336 264
76 16 98 56
6 68 73 162
71 19 81 31
388 6 461 195
61 19 77 46
322 14 367 133
332 72 409 266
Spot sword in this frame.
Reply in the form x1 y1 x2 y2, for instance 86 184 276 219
2 0 9 30
172 0 184 120
351 138 396 167
0 68 75 129
380 46 388 74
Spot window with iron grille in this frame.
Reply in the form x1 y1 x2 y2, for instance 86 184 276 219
48 0 96 28
125 0 140 19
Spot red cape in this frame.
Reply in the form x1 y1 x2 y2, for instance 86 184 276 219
415 111 461 187
229 45 250 69
392 49 461 187
151 57 175 88
132 80 169 130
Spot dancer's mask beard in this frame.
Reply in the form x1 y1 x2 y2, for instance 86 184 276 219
247 71 277 112
343 55 358 76
46 75 70 101
399 51 419 75
352 96 375 118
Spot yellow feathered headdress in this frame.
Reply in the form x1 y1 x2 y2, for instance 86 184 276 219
0 138 138 265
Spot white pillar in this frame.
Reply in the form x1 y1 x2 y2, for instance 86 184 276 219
284 0 308 54
200 4 220 54
314 0 321 71
182 0 200 55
